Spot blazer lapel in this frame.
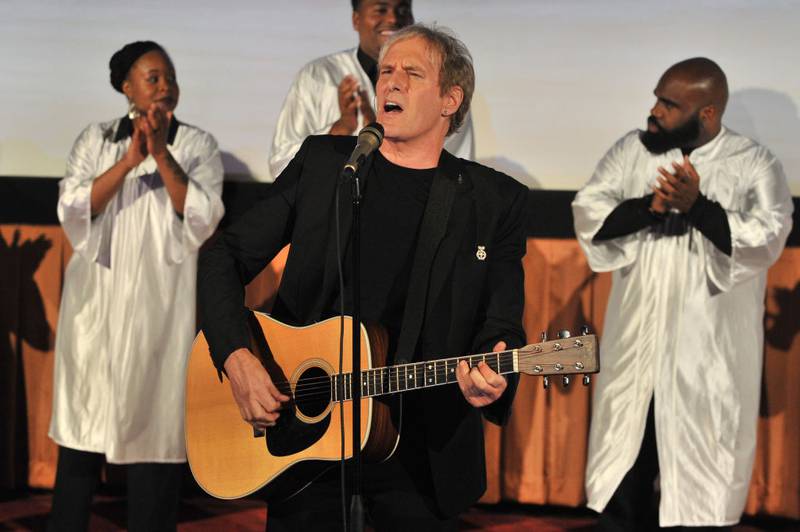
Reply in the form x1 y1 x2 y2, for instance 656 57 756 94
425 152 476 317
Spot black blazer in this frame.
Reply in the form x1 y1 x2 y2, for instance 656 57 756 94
198 135 528 516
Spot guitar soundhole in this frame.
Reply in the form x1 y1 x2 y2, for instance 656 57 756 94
294 366 331 419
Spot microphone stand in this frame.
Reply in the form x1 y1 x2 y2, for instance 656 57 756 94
339 122 381 532
344 166 364 532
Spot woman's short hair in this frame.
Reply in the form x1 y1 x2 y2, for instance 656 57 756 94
109 41 170 93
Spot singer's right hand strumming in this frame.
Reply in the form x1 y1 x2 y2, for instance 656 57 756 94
223 348 290 430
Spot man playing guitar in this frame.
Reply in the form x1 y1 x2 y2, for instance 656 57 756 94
198 23 528 531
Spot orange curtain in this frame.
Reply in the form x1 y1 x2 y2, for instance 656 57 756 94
3 226 798 519
745 247 800 518
0 225 68 489
482 239 610 506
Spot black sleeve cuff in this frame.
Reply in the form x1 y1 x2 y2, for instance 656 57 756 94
593 194 664 242
686 194 732 256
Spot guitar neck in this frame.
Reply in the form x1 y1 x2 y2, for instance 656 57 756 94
331 350 517 402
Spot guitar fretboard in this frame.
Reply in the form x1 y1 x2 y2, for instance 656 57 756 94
330 350 517 401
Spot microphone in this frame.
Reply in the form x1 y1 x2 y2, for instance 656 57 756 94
341 122 384 179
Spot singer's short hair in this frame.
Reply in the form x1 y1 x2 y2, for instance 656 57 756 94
379 24 474 137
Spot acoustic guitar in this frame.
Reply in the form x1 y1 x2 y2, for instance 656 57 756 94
185 312 598 500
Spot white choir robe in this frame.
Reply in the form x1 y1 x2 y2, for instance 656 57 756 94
49 118 225 463
268 47 474 179
572 127 793 526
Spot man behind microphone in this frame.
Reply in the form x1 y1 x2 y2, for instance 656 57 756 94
199 24 527 530
268 0 475 179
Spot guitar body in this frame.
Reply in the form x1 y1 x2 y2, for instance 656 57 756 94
186 312 600 501
185 313 398 500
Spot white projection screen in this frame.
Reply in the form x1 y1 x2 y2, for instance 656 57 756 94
1 0 798 192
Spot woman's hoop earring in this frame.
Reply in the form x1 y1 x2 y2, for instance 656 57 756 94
127 101 140 120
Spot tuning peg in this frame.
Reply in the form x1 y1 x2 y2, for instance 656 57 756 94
557 329 571 339
543 376 550 389
583 375 591 386
562 375 571 387
540 331 547 342
580 325 590 336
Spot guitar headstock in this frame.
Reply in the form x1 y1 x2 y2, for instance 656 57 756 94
517 330 599 388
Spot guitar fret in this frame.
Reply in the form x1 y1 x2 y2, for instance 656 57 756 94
488 353 499 373
500 352 514 374
333 350 522 402
448 359 458 383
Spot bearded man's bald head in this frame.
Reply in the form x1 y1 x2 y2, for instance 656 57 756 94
642 57 729 153
662 57 729 115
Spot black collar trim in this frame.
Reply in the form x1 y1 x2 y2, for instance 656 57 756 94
356 47 378 88
113 115 180 145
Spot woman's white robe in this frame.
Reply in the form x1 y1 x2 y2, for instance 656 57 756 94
49 118 225 463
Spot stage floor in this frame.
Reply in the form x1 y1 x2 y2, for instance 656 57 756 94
1 493 799 531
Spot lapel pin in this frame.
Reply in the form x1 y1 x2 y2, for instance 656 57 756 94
476 245 487 261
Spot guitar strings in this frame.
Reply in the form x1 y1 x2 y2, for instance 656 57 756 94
266 351 517 395
266 349 579 396
264 346 578 392
259 348 585 408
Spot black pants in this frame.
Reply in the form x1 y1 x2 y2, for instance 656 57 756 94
267 395 456 532
48 445 182 532
598 400 732 532
266 459 456 532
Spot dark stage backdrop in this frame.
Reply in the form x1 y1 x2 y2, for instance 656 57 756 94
1 177 798 520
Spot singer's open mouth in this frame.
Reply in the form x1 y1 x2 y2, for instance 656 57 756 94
384 102 403 113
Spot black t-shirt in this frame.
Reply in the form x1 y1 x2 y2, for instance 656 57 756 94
330 150 435 353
